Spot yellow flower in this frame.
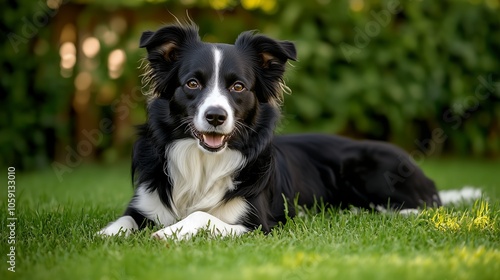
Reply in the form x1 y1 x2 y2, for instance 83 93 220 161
209 0 234 10
421 200 496 232
241 0 277 13
469 200 495 231
429 207 462 231
241 0 261 10
260 0 277 13
282 251 323 268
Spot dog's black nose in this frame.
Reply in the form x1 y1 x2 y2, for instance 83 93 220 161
205 107 227 127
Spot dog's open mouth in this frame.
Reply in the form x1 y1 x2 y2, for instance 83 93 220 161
192 129 230 152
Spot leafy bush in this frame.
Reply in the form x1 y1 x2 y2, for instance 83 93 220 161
1 0 73 169
267 0 500 157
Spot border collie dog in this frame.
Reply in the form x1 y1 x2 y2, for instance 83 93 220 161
99 24 442 239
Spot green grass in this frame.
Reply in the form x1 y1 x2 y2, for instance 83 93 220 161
1 158 499 280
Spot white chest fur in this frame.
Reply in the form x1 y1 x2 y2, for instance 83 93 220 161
165 139 247 219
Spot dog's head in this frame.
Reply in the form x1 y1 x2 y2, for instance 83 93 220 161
140 24 296 153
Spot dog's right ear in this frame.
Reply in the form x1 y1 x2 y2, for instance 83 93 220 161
139 25 200 99
139 25 200 62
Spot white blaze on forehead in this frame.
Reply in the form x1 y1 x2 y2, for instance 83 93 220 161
194 48 234 134
213 48 222 89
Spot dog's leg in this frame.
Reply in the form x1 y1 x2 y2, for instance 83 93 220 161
97 215 138 236
97 205 153 237
152 211 248 240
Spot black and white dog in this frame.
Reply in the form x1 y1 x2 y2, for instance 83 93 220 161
99 24 443 239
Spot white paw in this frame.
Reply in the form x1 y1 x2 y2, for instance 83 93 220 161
152 224 197 240
151 211 247 241
97 216 138 237
398 208 420 215
439 187 483 205
97 226 133 237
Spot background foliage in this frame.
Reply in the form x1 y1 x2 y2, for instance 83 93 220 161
1 0 499 170
1 0 72 169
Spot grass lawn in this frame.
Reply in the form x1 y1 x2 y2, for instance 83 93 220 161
1 158 499 280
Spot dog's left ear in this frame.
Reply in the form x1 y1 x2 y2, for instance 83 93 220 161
235 31 297 68
235 31 297 105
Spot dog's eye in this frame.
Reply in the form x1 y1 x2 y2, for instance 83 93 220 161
230 82 245 93
186 79 200 89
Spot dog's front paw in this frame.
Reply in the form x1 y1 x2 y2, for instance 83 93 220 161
152 224 198 240
151 211 247 240
152 211 211 240
97 216 138 237
97 226 133 237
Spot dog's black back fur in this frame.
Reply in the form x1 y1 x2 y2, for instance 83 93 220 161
226 134 440 231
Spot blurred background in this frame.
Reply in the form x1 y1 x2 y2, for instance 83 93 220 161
1 0 499 172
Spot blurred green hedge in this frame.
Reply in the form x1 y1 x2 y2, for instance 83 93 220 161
1 1 72 169
1 0 499 170
275 0 500 157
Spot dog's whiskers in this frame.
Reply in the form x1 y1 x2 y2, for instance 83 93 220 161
172 117 194 134
234 120 256 139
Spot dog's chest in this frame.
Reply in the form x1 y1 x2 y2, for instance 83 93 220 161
166 139 246 218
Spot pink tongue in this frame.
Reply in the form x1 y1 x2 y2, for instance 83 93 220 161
203 134 225 148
